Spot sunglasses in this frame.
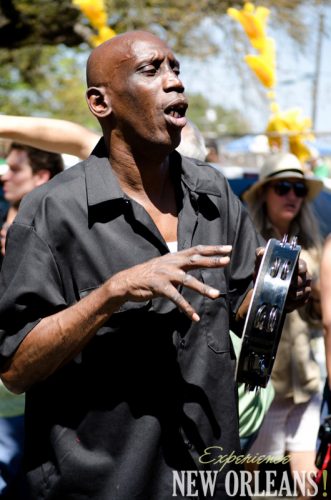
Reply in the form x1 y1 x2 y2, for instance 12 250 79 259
271 180 308 198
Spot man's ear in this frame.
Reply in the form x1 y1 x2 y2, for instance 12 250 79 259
86 87 112 118
33 169 52 187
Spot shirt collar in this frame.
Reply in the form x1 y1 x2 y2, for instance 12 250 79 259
85 138 125 207
179 153 223 197
85 139 223 208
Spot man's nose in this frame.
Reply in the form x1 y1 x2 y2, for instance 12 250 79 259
1 172 10 181
163 70 184 92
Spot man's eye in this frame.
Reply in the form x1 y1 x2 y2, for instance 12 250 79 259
141 66 157 75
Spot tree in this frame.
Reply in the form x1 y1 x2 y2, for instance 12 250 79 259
0 0 313 53
0 0 320 128
0 46 97 129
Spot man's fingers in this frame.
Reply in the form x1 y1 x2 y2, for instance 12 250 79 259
177 245 232 270
254 246 265 279
160 269 225 320
179 271 221 299
298 258 308 275
192 244 232 256
180 244 232 257
286 261 312 311
186 254 231 269
290 261 311 292
164 283 200 322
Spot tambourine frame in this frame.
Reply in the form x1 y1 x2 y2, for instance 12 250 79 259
235 236 301 391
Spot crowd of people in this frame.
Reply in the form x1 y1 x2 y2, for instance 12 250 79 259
0 29 329 500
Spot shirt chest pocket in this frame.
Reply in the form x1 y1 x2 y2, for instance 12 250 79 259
200 268 230 353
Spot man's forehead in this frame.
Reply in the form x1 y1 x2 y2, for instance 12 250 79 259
87 31 178 85
117 36 178 64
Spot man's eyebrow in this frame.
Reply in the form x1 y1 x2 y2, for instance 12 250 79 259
135 51 161 64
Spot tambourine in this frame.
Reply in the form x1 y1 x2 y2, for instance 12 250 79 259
235 236 301 391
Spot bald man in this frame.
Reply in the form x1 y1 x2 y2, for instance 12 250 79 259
0 31 310 499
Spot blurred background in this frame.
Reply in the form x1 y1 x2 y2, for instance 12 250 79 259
0 0 331 232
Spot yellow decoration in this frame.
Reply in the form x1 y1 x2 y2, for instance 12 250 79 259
228 2 315 161
245 37 276 88
266 107 314 162
72 0 115 46
228 2 276 89
227 3 270 50
91 26 117 46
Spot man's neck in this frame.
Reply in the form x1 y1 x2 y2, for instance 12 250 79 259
108 139 172 201
107 138 178 242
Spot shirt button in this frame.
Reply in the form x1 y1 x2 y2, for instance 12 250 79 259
185 441 193 450
179 339 185 349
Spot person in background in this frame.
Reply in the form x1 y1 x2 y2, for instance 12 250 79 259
0 31 311 500
0 116 99 160
0 143 63 499
320 235 331 414
205 138 221 164
176 119 207 160
243 152 324 498
0 114 206 161
306 147 330 179
0 143 64 256
314 235 331 498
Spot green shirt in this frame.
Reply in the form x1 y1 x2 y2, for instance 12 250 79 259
230 331 275 438
0 380 25 418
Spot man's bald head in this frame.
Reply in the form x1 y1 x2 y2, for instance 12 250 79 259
86 30 167 88
86 29 187 153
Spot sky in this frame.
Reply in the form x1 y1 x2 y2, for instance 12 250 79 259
180 4 331 137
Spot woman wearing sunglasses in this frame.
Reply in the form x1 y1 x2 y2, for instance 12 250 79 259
242 152 324 497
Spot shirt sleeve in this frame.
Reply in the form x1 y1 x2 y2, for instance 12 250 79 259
227 196 265 334
0 223 67 367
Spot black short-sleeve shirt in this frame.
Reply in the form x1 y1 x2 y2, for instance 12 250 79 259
0 140 262 499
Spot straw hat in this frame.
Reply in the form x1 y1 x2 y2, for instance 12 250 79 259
242 153 324 204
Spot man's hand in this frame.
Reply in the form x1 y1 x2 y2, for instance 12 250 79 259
239 246 310 319
254 247 311 312
286 258 311 312
109 245 232 322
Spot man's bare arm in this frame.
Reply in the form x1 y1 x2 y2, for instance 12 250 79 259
0 115 100 159
1 245 231 394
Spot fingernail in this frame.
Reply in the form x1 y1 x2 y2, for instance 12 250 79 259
221 245 232 252
209 288 221 298
192 313 200 322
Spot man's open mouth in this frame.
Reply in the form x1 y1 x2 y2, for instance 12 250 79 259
164 100 188 127
164 100 188 117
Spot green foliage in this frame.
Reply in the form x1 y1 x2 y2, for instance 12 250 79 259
0 0 82 48
0 45 97 129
